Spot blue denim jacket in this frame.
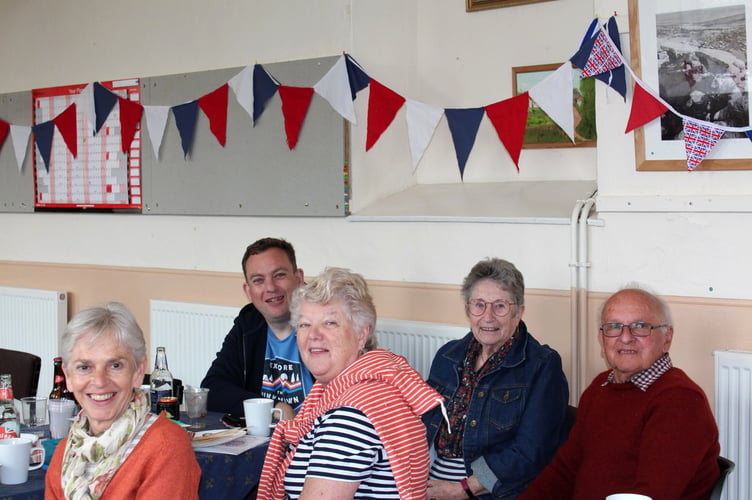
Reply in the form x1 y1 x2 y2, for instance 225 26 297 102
423 321 569 499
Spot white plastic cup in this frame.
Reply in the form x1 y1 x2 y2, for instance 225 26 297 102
20 396 48 427
243 398 283 437
48 399 77 439
0 438 45 485
606 495 652 500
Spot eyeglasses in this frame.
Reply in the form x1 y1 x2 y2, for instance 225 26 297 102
467 298 516 317
599 321 669 338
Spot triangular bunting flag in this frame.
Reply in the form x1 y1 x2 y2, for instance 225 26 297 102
683 118 724 171
198 83 229 147
144 105 170 160
528 63 575 142
595 17 627 99
747 130 752 142
228 65 253 121
278 86 314 150
625 82 668 133
365 79 405 151
485 93 530 171
571 19 599 70
0 119 9 150
32 121 55 172
172 101 199 158
445 107 485 180
253 64 279 125
405 99 443 171
345 53 371 100
53 103 78 158
118 96 143 153
580 30 623 79
93 82 118 135
314 55 357 124
10 125 31 172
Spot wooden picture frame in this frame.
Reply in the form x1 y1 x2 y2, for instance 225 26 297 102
466 0 555 12
512 63 596 149
629 0 752 171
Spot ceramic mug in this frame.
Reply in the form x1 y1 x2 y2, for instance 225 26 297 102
606 495 652 500
0 438 45 485
243 398 283 437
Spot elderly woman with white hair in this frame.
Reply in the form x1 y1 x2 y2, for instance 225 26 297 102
258 267 443 500
45 302 200 499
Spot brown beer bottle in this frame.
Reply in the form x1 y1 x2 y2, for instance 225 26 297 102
49 357 77 404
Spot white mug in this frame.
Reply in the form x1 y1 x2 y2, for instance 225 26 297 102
243 398 283 437
0 438 45 485
606 495 652 500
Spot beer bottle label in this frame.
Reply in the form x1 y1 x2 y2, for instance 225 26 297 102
0 422 20 439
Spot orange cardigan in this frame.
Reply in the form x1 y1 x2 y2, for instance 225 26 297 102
45 415 201 499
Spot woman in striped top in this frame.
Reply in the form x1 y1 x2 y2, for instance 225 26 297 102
258 267 443 500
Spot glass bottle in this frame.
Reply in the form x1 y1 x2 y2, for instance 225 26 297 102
0 373 20 438
49 357 77 404
150 347 173 413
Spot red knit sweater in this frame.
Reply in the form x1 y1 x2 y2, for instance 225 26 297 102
520 367 719 500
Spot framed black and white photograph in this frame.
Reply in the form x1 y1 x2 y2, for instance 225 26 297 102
630 0 752 170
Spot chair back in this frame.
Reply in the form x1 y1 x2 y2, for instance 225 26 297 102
709 456 735 500
0 348 42 399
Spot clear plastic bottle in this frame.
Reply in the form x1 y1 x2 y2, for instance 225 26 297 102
0 373 20 438
150 347 173 413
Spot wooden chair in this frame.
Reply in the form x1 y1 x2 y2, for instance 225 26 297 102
0 348 42 399
709 456 735 500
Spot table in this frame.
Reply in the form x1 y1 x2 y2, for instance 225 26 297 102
3 412 267 500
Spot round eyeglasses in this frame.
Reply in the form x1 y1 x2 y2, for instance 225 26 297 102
599 321 669 338
467 298 516 317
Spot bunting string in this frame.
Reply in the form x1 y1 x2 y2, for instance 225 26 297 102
3 15 751 177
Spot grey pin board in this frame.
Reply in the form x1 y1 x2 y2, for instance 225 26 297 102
0 91 34 213
140 56 348 216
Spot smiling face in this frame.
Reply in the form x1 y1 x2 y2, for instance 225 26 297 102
467 279 524 355
296 300 369 386
242 247 304 328
63 332 146 435
599 289 673 383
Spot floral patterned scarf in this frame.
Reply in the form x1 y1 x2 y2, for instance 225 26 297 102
61 389 157 500
435 333 517 457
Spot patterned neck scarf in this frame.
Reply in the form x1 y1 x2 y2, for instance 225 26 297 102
61 389 157 500
435 332 517 458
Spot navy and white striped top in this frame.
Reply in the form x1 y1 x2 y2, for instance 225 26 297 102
283 406 399 499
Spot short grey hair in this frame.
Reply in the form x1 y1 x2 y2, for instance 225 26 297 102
290 267 378 352
61 302 146 370
461 258 525 307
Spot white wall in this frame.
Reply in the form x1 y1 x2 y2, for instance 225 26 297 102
2 0 752 304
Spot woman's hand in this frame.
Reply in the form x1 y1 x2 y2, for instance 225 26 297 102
274 401 295 420
426 479 466 500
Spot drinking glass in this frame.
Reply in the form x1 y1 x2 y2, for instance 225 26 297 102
184 387 209 430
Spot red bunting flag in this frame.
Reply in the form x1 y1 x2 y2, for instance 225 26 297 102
366 79 405 151
198 83 229 147
683 118 724 171
485 93 530 171
0 119 9 150
625 82 668 133
278 85 315 150
53 103 78 158
118 97 143 153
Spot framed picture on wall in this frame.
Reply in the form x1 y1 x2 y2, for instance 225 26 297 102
466 0 556 12
629 0 752 170
512 63 597 149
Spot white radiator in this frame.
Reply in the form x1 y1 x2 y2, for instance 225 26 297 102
714 350 752 500
149 300 239 388
375 318 467 379
0 286 68 397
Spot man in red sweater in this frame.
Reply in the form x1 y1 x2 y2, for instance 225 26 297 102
520 287 720 500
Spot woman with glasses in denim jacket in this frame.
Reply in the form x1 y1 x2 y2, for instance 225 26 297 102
423 258 569 500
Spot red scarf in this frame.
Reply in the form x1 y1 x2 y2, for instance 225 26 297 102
257 349 443 500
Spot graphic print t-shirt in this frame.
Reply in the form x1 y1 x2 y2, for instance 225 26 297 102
262 328 314 411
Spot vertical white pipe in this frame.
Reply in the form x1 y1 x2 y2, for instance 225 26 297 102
569 200 585 405
577 198 595 401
